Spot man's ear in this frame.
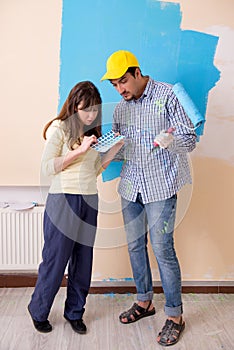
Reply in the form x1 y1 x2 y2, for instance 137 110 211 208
135 67 141 78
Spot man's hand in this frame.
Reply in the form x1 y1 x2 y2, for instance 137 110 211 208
153 130 174 149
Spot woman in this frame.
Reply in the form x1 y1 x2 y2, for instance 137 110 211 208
28 81 123 334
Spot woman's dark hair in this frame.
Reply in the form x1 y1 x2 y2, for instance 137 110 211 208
43 81 102 149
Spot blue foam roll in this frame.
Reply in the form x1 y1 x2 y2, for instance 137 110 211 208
172 83 205 137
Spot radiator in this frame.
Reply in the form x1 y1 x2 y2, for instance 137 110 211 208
0 207 44 270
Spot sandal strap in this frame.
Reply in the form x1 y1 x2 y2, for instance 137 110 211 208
134 303 149 314
145 300 152 312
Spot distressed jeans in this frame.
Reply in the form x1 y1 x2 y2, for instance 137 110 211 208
121 193 183 317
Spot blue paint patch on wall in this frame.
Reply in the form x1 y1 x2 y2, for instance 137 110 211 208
59 0 220 181
103 277 134 282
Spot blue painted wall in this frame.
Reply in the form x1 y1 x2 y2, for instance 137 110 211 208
58 0 220 179
59 0 219 106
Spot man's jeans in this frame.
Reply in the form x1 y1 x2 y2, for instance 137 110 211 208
121 193 183 317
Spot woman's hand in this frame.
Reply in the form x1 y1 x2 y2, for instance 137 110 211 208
78 135 97 154
54 135 97 173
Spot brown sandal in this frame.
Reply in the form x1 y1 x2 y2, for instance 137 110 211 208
157 318 185 346
119 301 155 324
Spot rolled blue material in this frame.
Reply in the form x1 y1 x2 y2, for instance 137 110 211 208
172 82 205 139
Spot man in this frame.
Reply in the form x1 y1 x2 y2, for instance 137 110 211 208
101 50 196 346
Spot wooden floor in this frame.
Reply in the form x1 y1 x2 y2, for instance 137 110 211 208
0 288 233 350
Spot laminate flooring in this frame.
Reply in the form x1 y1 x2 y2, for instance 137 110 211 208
0 288 233 350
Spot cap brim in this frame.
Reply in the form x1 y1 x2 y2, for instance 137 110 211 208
100 72 110 81
100 68 128 81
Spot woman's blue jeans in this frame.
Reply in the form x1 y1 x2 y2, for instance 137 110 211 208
121 193 183 317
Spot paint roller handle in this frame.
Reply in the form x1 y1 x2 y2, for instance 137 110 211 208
153 127 176 148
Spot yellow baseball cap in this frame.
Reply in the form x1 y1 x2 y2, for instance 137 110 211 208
101 50 139 81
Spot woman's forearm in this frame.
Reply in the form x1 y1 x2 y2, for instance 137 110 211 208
54 148 85 173
101 140 124 169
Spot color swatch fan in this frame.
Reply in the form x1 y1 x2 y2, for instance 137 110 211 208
91 131 124 152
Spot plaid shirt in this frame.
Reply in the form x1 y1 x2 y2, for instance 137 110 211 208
112 77 196 203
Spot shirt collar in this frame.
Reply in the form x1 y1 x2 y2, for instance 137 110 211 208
133 76 153 103
143 76 153 98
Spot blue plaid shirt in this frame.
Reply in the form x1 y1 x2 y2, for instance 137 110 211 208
112 77 196 203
